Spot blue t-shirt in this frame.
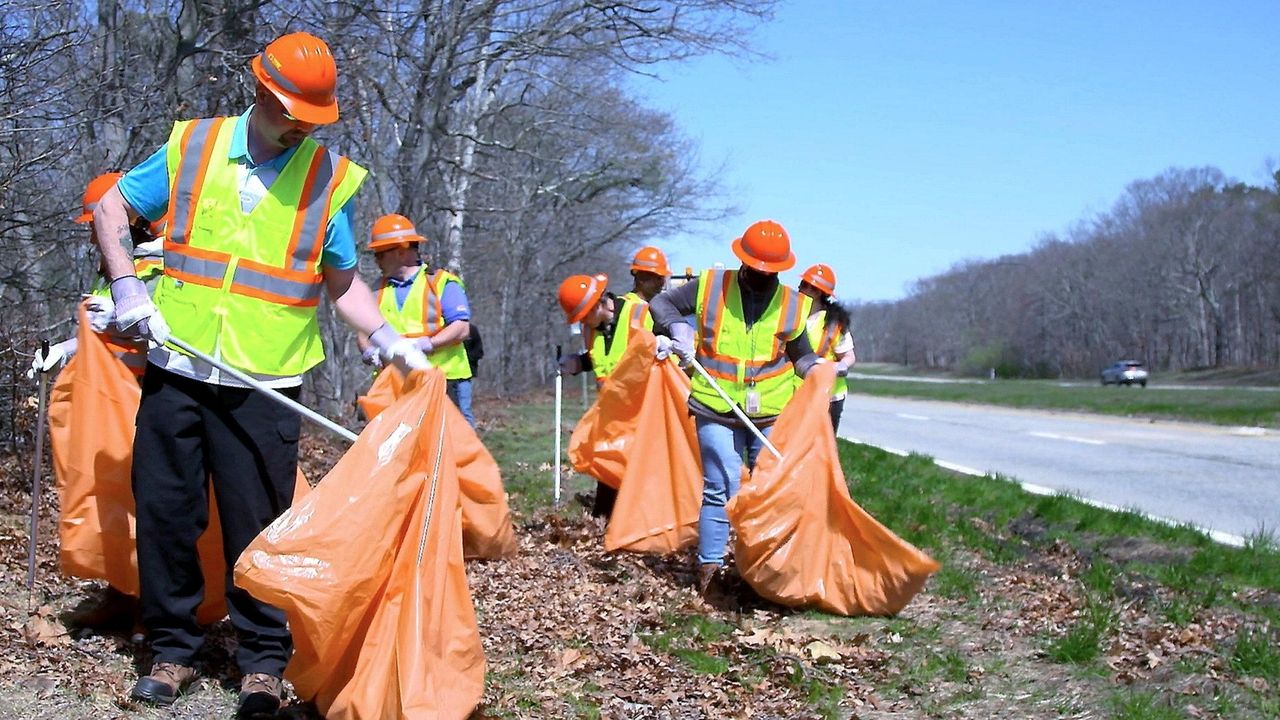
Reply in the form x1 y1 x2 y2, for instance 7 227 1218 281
386 271 470 323
116 107 358 270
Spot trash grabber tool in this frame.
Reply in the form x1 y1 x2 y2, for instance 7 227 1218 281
553 344 563 505
27 339 50 604
165 336 358 443
687 356 783 461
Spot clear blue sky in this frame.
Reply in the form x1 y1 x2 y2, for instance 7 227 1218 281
629 1 1280 302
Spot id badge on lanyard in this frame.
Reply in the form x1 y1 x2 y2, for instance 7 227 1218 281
744 380 761 415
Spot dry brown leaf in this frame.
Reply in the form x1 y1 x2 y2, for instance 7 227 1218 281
804 640 842 662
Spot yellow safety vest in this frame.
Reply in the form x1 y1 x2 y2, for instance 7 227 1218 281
377 266 472 380
690 269 809 417
153 116 367 376
803 310 848 399
586 293 652 382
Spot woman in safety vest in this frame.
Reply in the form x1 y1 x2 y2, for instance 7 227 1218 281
648 220 821 595
797 264 856 431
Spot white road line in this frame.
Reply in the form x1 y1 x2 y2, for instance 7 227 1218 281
837 435 1247 548
1028 431 1106 446
897 413 931 421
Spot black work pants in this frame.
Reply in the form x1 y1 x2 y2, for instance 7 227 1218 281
829 397 845 433
133 365 299 676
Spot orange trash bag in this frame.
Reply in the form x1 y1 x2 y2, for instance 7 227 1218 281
726 362 940 616
236 369 484 720
46 302 307 623
568 331 702 554
358 368 516 559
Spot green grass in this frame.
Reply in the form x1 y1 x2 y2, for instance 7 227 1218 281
1108 690 1184 720
1045 597 1114 665
1230 626 1280 682
848 376 1280 427
480 397 591 515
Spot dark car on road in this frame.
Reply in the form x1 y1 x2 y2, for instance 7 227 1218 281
1101 360 1148 387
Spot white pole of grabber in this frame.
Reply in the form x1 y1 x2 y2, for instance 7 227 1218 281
687 357 783 460
553 345 563 505
166 336 359 444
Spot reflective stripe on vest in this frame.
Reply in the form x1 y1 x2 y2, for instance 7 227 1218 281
690 269 808 416
804 310 848 399
154 116 367 376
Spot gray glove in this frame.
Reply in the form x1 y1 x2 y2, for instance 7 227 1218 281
670 323 695 363
361 345 384 369
414 336 435 355
85 295 115 334
835 359 852 377
558 354 582 375
655 335 673 361
111 276 169 346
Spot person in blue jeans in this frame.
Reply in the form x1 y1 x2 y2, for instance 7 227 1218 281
648 220 820 594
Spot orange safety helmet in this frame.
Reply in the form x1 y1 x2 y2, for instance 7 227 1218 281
731 219 795 273
251 32 340 125
76 172 123 224
800 263 837 297
558 273 608 324
629 246 671 277
368 214 426 252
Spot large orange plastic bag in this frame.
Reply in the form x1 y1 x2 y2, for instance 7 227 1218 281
47 302 283 623
236 369 484 720
358 368 516 559
567 331 702 553
726 362 940 616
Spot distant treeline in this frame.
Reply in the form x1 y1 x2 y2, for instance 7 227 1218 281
852 167 1280 377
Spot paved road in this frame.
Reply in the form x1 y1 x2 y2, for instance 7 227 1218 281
837 395 1280 542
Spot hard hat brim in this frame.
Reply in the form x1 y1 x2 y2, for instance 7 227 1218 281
629 264 671 278
252 56 340 126
368 235 425 252
732 237 795 273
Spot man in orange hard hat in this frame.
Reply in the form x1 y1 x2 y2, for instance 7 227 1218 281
92 32 428 714
358 213 476 426
556 250 672 518
797 264 856 430
649 220 820 595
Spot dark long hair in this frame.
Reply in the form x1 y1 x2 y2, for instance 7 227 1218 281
819 295 852 333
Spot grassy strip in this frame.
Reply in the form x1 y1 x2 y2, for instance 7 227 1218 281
849 377 1280 427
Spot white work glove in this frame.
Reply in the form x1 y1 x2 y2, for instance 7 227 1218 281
361 345 384 369
835 358 853 377
85 295 116 334
27 339 78 379
111 276 170 346
414 336 435 355
655 335 673 361
670 323 695 364
557 354 582 376
371 325 431 374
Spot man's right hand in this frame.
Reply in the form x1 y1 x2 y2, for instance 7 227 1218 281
370 324 431 374
111 276 169 345
557 354 582 375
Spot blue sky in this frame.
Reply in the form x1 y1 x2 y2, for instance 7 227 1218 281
629 2 1280 302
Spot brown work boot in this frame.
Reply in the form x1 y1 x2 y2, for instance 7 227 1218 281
67 586 138 631
698 563 720 596
129 662 196 706
237 672 284 718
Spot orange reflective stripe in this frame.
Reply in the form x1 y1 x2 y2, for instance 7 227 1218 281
168 118 227 246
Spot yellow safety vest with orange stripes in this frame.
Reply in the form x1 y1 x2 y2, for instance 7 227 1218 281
690 269 809 417
377 266 472 380
803 310 848 399
586 292 652 381
152 117 367 375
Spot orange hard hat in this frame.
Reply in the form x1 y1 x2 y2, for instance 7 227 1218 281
368 214 426 252
731 219 795 273
630 246 671 277
800 263 837 296
558 273 608 324
76 172 123 224
251 32 340 125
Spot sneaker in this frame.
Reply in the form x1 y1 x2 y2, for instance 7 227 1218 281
237 672 283 718
129 662 196 706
